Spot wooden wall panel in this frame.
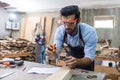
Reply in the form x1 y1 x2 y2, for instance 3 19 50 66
45 17 53 45
20 15 54 44
49 17 60 44
23 16 40 41
20 16 27 38
39 17 46 35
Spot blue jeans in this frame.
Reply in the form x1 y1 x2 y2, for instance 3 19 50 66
40 45 46 64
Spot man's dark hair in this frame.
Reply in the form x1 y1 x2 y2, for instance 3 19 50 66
60 5 80 19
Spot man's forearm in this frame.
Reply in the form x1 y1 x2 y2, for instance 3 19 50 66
76 57 93 66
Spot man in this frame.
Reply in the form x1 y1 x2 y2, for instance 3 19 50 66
46 5 98 71
34 23 46 64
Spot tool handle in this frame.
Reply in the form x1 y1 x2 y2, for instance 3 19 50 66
15 60 24 66
52 44 56 53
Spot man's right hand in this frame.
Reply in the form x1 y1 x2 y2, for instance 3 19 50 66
45 45 57 59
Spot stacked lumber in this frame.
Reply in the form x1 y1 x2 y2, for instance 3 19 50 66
0 38 35 54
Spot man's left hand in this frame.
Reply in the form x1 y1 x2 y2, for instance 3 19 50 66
65 56 78 69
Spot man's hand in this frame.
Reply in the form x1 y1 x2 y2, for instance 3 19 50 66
65 56 78 69
65 56 92 69
45 45 57 59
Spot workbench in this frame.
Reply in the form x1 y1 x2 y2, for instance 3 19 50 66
95 56 120 75
0 61 106 80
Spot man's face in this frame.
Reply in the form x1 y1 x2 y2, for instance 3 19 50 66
61 14 77 34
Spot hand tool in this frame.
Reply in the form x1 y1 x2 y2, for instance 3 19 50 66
0 71 15 79
87 74 97 79
22 67 26 71
52 44 56 53
0 60 24 67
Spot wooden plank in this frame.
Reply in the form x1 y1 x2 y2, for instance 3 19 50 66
118 77 120 80
20 16 27 38
0 53 34 58
39 17 46 34
56 60 66 67
46 67 72 80
95 65 120 75
95 56 120 62
24 16 40 41
45 17 53 45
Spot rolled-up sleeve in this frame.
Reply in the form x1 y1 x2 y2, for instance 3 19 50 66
84 29 98 61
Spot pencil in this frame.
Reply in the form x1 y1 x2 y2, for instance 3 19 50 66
22 67 26 71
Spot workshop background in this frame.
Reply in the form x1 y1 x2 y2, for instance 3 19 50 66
0 0 120 80
0 0 120 47
0 2 120 47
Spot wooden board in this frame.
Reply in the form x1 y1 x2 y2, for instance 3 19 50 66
46 67 72 80
95 65 120 75
95 56 120 75
95 56 120 62
45 17 53 45
39 17 46 34
0 53 34 60
20 16 27 38
56 60 66 67
21 16 40 41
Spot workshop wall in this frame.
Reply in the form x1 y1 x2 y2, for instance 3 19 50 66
0 8 10 38
1 8 120 47
82 8 120 47
0 8 23 39
20 12 60 45
20 8 120 46
20 15 40 41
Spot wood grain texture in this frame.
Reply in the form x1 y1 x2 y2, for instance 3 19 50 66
0 53 34 60
45 17 53 45
46 67 72 80
95 56 120 75
39 17 46 34
20 16 27 38
95 65 120 75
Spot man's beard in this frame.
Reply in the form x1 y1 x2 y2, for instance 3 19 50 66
65 28 72 34
65 27 77 35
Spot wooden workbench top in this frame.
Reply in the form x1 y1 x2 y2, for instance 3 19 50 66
95 56 120 62
0 61 106 80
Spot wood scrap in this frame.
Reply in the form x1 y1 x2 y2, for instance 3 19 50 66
0 38 35 57
97 48 118 58
87 74 97 79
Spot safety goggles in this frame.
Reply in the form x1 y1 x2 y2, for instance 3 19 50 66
61 19 78 26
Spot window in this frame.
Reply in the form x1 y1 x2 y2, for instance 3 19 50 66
94 16 114 28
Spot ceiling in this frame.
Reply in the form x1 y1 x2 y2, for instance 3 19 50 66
0 0 120 13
